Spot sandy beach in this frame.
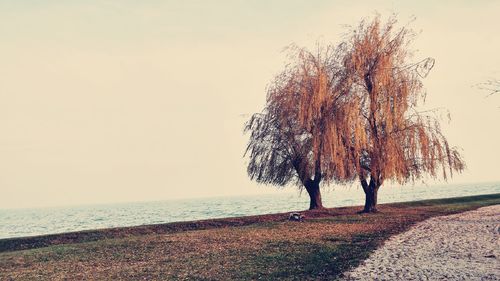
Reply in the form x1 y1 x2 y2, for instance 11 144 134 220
343 205 500 280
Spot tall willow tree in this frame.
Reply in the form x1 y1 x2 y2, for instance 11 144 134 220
245 45 355 210
343 17 465 212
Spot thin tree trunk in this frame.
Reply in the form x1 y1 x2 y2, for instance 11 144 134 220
304 181 324 210
360 178 380 213
363 186 378 212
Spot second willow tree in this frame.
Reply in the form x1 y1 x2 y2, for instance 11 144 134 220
343 18 465 212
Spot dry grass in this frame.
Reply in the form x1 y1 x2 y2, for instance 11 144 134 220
1 193 499 280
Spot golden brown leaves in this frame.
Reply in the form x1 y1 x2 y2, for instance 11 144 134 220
245 15 464 190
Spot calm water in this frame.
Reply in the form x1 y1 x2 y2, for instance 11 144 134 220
1 182 499 239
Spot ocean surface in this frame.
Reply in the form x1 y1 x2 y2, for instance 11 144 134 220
1 182 499 239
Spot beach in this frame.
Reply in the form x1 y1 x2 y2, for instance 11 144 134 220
343 204 500 280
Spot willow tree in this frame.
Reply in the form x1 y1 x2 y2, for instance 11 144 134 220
342 17 465 212
245 45 355 210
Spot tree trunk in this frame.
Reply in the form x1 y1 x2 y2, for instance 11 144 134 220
360 178 380 213
363 186 378 212
304 181 324 210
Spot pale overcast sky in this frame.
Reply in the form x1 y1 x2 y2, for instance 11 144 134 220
1 1 499 208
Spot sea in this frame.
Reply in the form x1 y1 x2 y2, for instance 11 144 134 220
1 182 499 239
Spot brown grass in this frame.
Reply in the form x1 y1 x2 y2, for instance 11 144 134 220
0 193 499 280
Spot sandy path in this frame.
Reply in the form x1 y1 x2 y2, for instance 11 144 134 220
343 205 500 280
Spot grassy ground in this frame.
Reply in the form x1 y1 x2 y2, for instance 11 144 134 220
1 193 499 280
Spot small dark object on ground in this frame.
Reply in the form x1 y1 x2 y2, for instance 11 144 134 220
288 212 305 221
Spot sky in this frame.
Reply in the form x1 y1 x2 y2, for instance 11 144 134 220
1 0 499 209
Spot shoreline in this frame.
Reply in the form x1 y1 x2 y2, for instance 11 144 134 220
1 193 499 280
1 193 499 253
2 183 499 241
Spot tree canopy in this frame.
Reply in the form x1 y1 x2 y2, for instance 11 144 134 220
245 16 465 212
341 17 465 211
